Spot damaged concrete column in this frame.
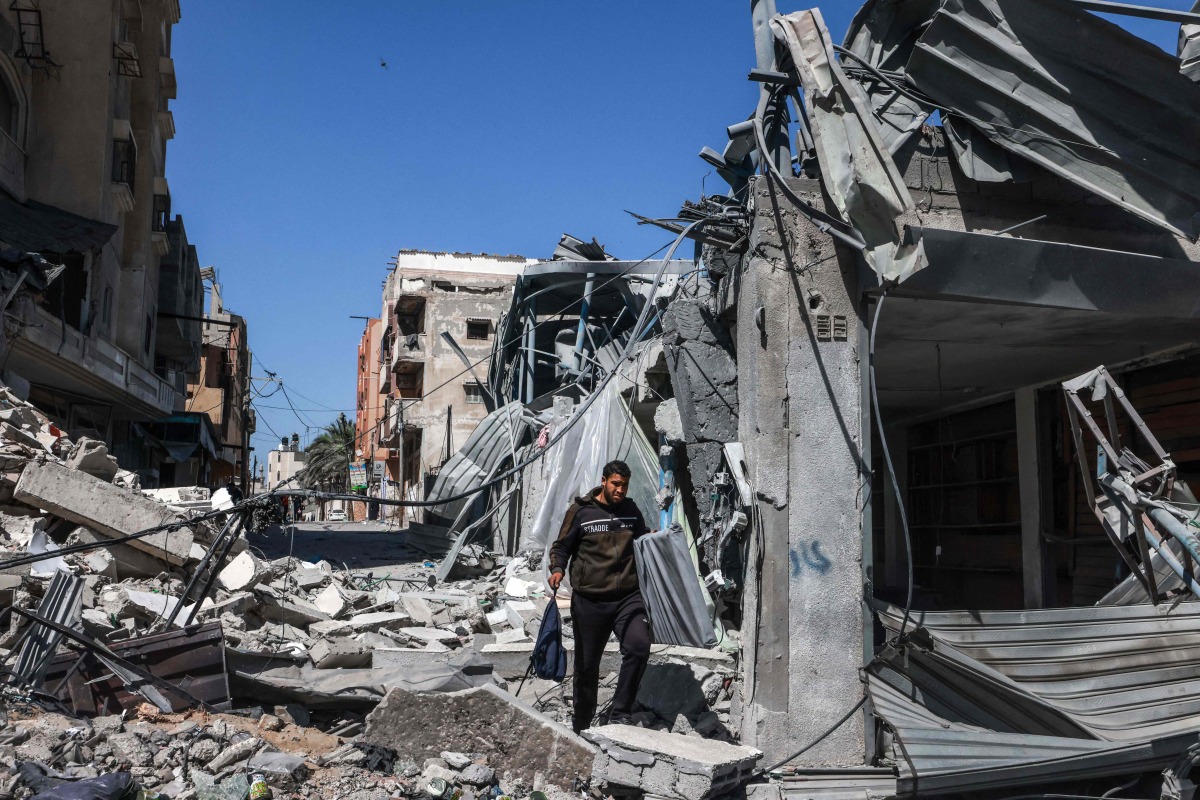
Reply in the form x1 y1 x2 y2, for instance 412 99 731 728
733 175 866 766
661 298 739 521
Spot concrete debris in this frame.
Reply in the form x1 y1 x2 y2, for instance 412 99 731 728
216 550 267 592
16 460 194 566
585 724 762 800
363 683 597 790
0 387 751 800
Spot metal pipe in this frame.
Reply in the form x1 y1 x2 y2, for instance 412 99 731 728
573 273 596 372
163 514 238 629
751 0 791 172
523 296 536 404
183 516 245 627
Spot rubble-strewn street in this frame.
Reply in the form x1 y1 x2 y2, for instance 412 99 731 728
5 0 1200 799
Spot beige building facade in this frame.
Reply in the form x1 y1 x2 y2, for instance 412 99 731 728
375 251 534 521
0 0 216 487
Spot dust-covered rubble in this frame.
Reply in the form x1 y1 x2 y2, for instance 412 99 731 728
0 386 748 799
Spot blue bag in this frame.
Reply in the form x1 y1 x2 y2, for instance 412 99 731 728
529 594 568 681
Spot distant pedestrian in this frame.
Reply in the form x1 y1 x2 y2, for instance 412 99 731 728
225 479 243 504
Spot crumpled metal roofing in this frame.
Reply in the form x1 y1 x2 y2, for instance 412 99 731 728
877 603 1200 742
772 10 924 280
1182 1 1200 82
870 602 1200 795
906 0 1200 240
424 401 533 529
868 669 1195 796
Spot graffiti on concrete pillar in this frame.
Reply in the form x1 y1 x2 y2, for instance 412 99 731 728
789 540 832 577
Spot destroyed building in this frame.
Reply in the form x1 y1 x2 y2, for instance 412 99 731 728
0 1 196 458
373 250 536 523
5 1 1200 800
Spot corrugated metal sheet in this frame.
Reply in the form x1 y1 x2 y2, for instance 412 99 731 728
878 603 1200 741
781 769 897 800
425 401 533 528
10 568 83 687
870 670 1194 796
906 0 1200 240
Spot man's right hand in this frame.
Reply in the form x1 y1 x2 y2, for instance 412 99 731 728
548 571 563 591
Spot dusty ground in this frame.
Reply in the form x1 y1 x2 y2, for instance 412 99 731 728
245 522 423 571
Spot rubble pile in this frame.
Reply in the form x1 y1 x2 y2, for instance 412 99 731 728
0 389 743 798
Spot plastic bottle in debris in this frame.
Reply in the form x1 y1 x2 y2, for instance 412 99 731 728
248 772 272 800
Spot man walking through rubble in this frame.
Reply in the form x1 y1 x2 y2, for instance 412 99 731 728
548 459 653 733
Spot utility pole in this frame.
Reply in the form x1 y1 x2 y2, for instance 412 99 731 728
751 0 792 173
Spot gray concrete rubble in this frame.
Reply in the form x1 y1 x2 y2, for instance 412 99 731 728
585 724 762 800
363 683 597 790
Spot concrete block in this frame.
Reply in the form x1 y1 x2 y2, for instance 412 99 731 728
495 628 529 645
65 437 119 482
348 610 413 633
307 619 352 638
373 647 456 671
459 763 495 786
401 595 435 625
363 683 596 790
504 599 539 630
292 567 327 590
71 527 168 580
15 461 193 566
310 638 372 669
441 752 472 770
400 627 460 646
0 509 44 548
256 589 329 627
313 584 348 617
217 551 266 592
585 725 761 800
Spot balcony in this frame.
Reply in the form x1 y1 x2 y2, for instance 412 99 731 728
391 333 425 373
393 364 423 400
111 125 136 214
12 306 176 416
159 56 176 99
157 109 174 140
150 180 170 256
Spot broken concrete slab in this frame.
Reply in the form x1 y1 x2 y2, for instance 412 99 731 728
310 638 373 669
256 588 330 627
16 461 193 566
585 724 761 800
217 551 267 592
372 647 457 671
400 627 461 645
65 437 120 482
313 583 349 617
363 683 595 789
347 610 413 633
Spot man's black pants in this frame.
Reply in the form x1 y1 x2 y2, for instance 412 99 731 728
570 590 651 733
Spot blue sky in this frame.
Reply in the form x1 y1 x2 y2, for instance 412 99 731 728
167 1 1192 465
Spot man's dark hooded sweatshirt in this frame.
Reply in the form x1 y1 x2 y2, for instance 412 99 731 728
548 486 651 732
548 487 650 597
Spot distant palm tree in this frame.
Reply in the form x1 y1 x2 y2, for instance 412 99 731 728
298 413 356 492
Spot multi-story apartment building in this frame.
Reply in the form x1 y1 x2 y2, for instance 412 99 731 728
352 317 387 518
186 272 254 491
375 250 534 522
267 433 305 488
0 0 212 486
